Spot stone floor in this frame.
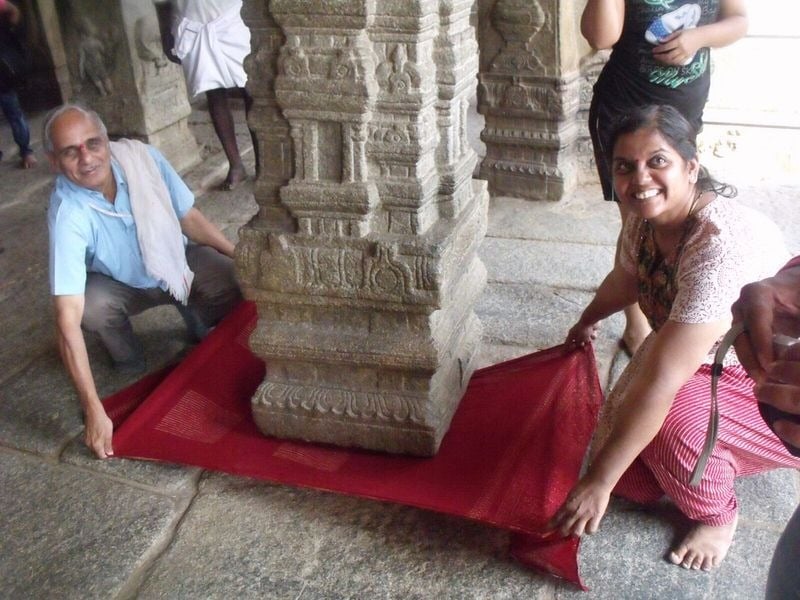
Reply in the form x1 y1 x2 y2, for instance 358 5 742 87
1 103 798 600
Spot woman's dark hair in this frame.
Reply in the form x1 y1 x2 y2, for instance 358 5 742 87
606 104 736 198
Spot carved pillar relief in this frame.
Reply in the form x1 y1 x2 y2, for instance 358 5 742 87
477 0 581 201
54 0 199 172
238 0 488 456
369 4 440 237
273 18 379 238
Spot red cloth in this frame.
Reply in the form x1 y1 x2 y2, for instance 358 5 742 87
105 302 602 589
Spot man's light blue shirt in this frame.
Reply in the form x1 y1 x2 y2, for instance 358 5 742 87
48 145 194 296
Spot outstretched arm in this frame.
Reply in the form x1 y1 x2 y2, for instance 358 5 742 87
565 263 638 348
581 0 625 50
180 207 236 259
552 317 728 536
653 0 747 66
53 294 114 459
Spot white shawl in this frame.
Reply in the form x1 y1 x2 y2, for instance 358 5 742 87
110 139 194 304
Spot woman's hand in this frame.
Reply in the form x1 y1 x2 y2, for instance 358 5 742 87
653 29 702 66
565 320 599 349
548 475 613 537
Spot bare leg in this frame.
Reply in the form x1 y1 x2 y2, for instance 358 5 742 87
243 89 259 178
615 200 651 355
669 514 738 571
206 87 246 190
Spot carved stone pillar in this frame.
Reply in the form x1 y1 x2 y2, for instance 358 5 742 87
54 0 199 172
477 0 581 201
238 0 488 456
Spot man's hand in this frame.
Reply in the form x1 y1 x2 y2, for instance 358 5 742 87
756 350 800 449
732 262 800 451
84 405 114 459
548 475 612 537
732 265 800 383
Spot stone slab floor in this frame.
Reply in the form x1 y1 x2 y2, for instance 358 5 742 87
1 103 798 599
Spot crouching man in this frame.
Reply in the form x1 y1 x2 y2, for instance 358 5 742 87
45 104 241 459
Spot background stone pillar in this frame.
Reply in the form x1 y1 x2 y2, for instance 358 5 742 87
238 0 489 456
477 0 581 201
53 0 199 172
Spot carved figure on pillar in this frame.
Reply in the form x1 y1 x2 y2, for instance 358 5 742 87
76 18 115 97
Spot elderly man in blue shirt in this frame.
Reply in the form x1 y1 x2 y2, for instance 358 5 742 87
45 104 241 459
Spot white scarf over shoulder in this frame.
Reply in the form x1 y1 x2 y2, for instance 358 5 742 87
110 139 194 304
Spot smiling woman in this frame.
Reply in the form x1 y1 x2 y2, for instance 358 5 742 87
611 126 700 227
553 104 800 572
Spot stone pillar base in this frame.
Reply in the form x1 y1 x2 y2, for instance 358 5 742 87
248 180 488 456
251 310 481 455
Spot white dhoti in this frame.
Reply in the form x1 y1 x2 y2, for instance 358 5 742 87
172 0 251 97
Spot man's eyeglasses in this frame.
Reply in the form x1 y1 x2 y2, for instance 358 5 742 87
57 137 106 161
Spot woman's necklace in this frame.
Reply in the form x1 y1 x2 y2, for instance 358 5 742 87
650 187 704 265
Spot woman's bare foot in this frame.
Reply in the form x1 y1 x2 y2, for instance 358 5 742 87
669 515 738 571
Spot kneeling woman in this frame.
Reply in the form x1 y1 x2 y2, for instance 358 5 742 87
551 105 800 570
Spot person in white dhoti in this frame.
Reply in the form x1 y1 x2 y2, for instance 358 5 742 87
162 0 255 190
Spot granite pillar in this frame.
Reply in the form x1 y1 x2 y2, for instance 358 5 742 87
53 0 199 172
238 0 488 456
477 0 581 201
